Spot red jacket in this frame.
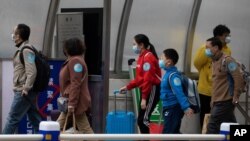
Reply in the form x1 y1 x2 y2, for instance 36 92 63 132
127 50 161 99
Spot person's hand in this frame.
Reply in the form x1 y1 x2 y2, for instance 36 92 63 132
210 101 213 108
120 86 127 92
141 99 146 109
21 89 28 96
68 106 75 115
233 95 239 105
185 108 194 117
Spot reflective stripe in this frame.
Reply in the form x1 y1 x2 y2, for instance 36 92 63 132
143 85 156 126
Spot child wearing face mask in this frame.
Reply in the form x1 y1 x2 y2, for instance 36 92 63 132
120 34 161 134
159 48 193 134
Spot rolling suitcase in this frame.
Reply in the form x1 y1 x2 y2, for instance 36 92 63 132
106 90 136 136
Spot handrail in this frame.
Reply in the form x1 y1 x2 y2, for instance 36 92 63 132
0 134 225 141
235 103 250 123
61 134 225 140
0 134 43 141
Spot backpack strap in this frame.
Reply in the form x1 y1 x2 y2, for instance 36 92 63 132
168 72 178 83
144 52 152 57
222 55 236 96
81 70 87 82
142 51 152 65
168 72 178 94
155 74 162 81
221 55 231 72
19 46 36 65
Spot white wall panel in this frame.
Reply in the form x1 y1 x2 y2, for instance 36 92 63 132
59 0 103 8
1 60 14 129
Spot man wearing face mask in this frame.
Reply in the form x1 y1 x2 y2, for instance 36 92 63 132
120 34 161 134
193 24 232 132
205 37 242 134
2 24 42 134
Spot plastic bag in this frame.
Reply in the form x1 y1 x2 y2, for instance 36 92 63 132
57 96 68 113
61 113 79 141
202 113 210 134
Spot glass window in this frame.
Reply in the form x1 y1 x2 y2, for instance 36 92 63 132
192 0 250 72
0 0 50 58
122 0 194 71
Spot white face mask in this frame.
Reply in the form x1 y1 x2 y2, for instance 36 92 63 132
225 36 231 44
11 33 15 41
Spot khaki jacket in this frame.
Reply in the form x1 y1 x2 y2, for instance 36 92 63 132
59 55 91 115
13 41 37 92
211 53 243 103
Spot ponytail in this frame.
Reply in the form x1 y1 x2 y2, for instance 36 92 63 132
134 34 159 59
148 43 159 59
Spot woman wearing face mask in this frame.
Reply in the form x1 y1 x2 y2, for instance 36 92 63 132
120 34 161 134
159 48 193 134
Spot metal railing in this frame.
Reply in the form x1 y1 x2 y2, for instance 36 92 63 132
0 134 225 141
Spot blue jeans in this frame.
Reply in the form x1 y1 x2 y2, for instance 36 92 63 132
2 91 42 134
162 104 184 134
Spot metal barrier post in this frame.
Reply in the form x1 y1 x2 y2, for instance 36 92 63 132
39 121 60 141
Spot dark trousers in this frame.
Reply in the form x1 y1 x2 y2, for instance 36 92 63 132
207 100 236 134
162 104 184 134
137 85 160 134
199 94 211 131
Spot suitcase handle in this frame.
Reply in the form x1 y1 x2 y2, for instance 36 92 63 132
113 90 128 113
128 58 136 66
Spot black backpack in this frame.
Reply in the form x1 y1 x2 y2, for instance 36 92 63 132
19 46 50 92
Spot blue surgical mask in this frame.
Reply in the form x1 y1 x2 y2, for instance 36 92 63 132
158 59 166 69
132 45 140 54
205 48 213 57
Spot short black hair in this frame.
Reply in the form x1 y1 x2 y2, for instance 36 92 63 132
213 24 230 37
63 37 86 56
206 37 223 50
16 24 30 41
163 48 179 65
